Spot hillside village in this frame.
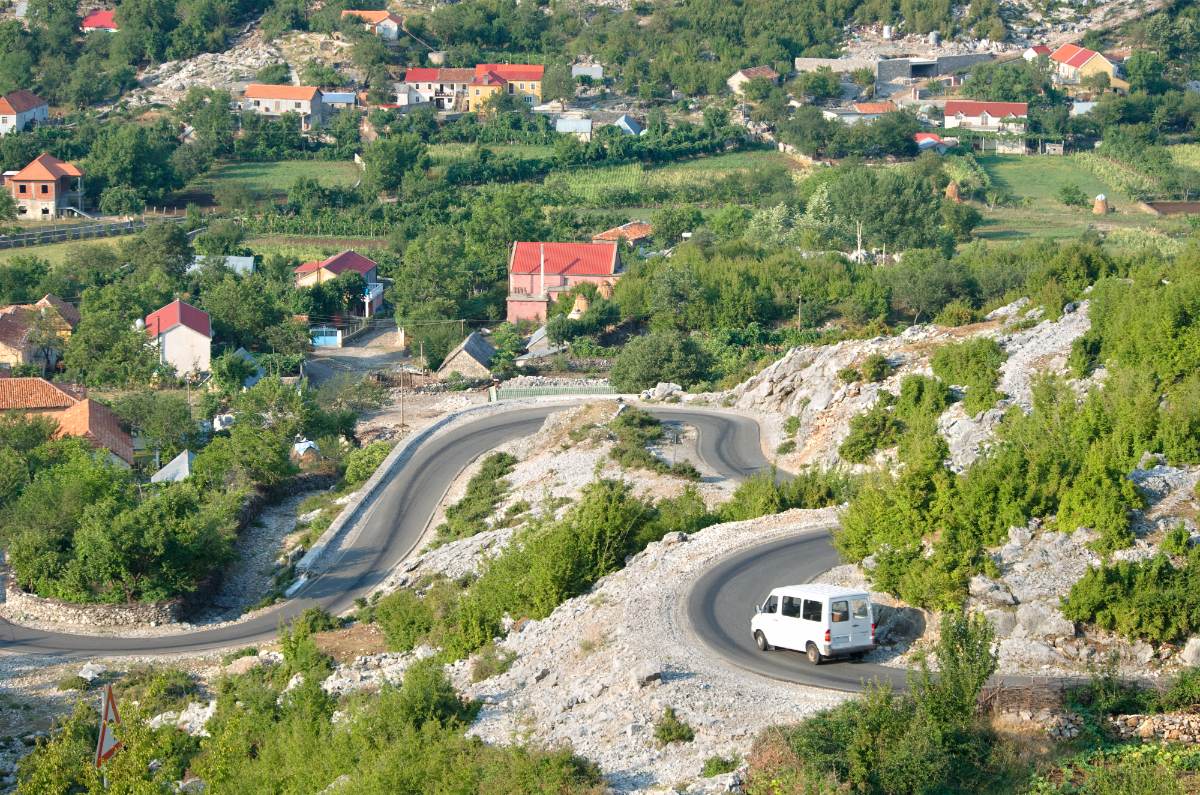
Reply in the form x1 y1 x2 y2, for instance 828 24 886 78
0 0 1198 792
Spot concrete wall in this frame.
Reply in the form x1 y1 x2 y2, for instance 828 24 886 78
794 57 876 75
877 53 994 82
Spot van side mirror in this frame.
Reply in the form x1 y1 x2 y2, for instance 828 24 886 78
754 604 762 614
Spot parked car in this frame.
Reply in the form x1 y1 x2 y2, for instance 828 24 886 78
750 584 875 664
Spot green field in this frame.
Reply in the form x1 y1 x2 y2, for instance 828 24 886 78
973 154 1167 241
0 238 119 264
181 160 363 205
245 235 388 262
427 142 555 165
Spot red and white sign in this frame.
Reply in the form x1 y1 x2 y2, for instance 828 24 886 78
94 684 122 768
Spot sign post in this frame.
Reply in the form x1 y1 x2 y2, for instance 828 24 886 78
94 683 122 783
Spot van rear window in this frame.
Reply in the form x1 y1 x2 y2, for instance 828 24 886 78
831 600 849 622
852 598 869 620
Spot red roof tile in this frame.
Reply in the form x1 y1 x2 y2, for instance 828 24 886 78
10 153 83 182
475 64 543 82
0 377 81 410
244 84 321 102
1028 45 1052 56
81 9 117 29
1050 43 1102 69
53 399 134 465
145 299 211 338
737 66 780 81
0 90 46 115
852 101 898 114
945 100 1028 118
509 242 619 277
593 221 653 243
294 250 378 278
341 9 401 25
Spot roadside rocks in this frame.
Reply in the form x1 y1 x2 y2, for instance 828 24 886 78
1110 713 1200 744
320 647 435 697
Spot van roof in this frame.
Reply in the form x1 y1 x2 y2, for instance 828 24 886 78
770 584 869 600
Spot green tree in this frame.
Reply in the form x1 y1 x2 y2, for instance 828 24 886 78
362 134 428 196
609 329 709 391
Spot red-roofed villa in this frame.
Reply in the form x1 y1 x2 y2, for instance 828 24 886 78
145 299 211 377
506 242 621 323
2 153 84 218
399 64 544 112
943 100 1028 133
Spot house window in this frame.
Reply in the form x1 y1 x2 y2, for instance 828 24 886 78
525 95 533 103
294 101 301 109
474 89 480 96
18 184 26 194
1 117 7 124
40 184 48 194
508 84 514 94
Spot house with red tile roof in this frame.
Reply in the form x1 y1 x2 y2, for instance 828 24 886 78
592 221 654 248
943 100 1028 133
0 294 79 370
0 91 48 135
54 399 134 466
0 377 131 465
145 299 211 377
341 9 402 39
727 66 781 95
1023 44 1052 61
294 251 383 316
2 153 84 218
399 64 543 112
243 84 325 130
1049 43 1126 89
506 242 621 323
81 8 118 31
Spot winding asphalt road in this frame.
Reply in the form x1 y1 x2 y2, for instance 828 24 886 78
0 405 772 659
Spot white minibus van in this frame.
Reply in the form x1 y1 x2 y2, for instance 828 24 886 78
750 584 875 664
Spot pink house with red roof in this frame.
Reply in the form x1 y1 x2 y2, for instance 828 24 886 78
81 9 118 31
146 299 211 377
294 250 384 316
506 242 621 323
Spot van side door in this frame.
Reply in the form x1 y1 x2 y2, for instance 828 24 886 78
778 595 804 651
829 599 854 650
758 594 780 643
801 598 823 650
848 597 873 647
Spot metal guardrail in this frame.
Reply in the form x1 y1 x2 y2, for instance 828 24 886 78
491 385 615 401
0 215 188 250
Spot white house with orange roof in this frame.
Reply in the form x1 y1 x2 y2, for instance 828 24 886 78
145 299 212 377
0 91 48 135
341 9 402 40
2 153 84 218
242 84 325 130
399 64 543 112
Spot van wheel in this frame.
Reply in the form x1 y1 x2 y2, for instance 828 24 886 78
806 643 823 665
754 631 772 651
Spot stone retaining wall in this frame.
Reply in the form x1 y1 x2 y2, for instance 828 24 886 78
2 580 181 627
1110 713 1200 744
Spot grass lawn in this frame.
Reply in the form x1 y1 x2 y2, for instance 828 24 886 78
974 154 1162 241
654 149 799 173
180 160 363 206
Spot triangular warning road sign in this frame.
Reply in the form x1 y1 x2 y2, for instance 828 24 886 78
95 684 122 769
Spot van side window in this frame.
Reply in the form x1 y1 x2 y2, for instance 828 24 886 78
831 600 849 622
851 599 869 620
801 600 822 622
764 595 778 614
780 596 802 618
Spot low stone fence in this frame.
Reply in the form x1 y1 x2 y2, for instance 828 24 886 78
2 580 181 627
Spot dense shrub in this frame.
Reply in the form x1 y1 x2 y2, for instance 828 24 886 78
1062 549 1200 643
342 441 394 487
930 337 1007 416
654 708 695 745
432 452 517 546
719 467 857 523
373 589 435 652
746 612 1001 795
609 408 700 480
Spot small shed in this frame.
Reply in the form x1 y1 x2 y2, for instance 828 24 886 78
571 64 604 81
555 116 593 141
436 331 495 381
151 449 196 483
291 438 320 461
614 114 644 136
